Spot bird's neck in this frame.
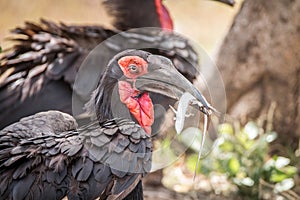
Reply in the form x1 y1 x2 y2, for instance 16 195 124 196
154 0 173 30
104 0 173 30
90 78 118 123
90 78 154 135
118 81 154 135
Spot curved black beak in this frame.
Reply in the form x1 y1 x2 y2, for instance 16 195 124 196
211 0 235 6
135 54 217 115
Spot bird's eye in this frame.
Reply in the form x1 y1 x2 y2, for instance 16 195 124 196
128 64 139 74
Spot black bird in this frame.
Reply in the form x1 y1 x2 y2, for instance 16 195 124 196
0 50 216 199
0 0 234 129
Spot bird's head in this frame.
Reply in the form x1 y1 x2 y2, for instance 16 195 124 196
91 49 215 135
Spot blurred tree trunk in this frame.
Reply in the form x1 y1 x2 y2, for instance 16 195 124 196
215 0 300 146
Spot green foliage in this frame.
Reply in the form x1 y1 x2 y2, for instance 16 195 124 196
263 156 297 192
186 121 297 198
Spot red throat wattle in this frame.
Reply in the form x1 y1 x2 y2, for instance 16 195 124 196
118 56 154 135
155 0 174 30
118 81 154 135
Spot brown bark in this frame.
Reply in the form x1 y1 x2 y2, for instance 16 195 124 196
215 0 300 145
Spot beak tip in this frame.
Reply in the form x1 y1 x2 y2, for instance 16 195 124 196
218 0 235 6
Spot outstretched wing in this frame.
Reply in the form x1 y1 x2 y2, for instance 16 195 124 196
0 111 152 200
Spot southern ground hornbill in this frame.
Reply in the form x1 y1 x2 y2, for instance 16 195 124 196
0 0 234 129
0 50 217 199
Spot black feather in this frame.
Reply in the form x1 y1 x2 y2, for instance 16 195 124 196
73 158 93 181
12 174 35 200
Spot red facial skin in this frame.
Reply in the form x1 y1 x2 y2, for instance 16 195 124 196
155 0 174 30
118 56 154 135
118 56 148 78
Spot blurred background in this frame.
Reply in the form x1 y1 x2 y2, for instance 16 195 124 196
1 0 299 199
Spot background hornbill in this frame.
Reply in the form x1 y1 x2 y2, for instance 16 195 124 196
0 50 216 199
0 0 234 129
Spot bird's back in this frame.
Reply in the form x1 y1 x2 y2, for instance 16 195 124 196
0 111 152 200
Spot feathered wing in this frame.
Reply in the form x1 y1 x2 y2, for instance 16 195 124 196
0 111 152 200
0 19 116 129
